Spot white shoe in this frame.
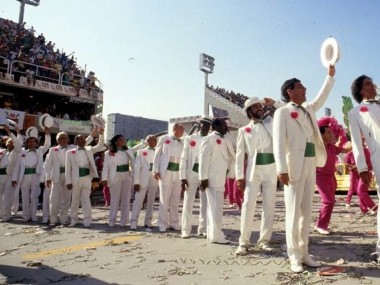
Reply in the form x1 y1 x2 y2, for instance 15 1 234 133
302 255 321 268
109 222 115 228
69 221 77 227
181 232 190 239
130 221 137 230
42 218 49 224
258 242 273 251
314 226 330 235
211 238 230 244
345 203 350 209
235 245 248 255
159 227 166 233
290 262 304 273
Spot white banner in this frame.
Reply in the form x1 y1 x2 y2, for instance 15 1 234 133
59 119 91 134
0 108 25 129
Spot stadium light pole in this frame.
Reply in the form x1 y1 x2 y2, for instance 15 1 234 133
16 0 40 30
199 53 215 115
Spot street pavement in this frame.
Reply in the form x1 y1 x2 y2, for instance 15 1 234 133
0 191 380 285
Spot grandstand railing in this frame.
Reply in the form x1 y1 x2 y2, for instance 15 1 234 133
0 56 10 74
10 60 60 84
0 59 103 94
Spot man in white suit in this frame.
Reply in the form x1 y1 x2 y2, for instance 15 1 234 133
273 65 335 272
65 129 105 227
235 97 285 255
46 131 95 226
180 115 213 238
199 118 235 244
153 123 184 232
12 129 51 222
348 75 380 257
0 125 22 222
130 135 158 230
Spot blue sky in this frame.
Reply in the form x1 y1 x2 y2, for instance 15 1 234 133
2 0 380 126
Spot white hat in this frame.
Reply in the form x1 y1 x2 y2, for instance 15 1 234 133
26 126 38 139
39 113 54 129
91 114 106 128
320 37 340 68
199 115 213 125
242 97 264 112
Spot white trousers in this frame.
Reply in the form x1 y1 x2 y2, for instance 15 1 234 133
50 174 71 224
284 157 315 263
369 157 380 254
20 174 41 221
206 187 225 242
181 172 207 235
239 164 277 246
11 183 20 215
109 173 132 226
0 175 13 220
131 174 158 226
42 186 51 220
70 176 92 226
158 170 181 230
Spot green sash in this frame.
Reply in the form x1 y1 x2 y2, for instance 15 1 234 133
117 164 129 172
60 167 65 173
24 168 36 175
0 168 7 175
192 163 199 173
79 167 90 177
304 142 315 157
167 162 180 171
149 163 153 172
255 153 275 165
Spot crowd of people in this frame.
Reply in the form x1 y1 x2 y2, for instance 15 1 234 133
0 18 99 92
207 85 249 108
1 65 380 273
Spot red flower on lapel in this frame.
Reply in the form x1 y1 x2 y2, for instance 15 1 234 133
290 111 299 119
109 151 115 156
21 154 26 157
71 150 76 154
54 147 59 152
216 139 222 145
142 151 148 156
165 140 171 144
0 151 3 155
190 140 196 147
360 106 369 112
244 127 251 133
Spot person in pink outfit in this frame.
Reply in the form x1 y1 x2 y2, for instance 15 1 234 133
345 147 377 214
315 123 350 235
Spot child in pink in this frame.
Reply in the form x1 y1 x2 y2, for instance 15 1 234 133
315 125 349 235
345 148 377 214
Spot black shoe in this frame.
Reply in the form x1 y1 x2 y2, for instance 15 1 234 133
144 224 154 229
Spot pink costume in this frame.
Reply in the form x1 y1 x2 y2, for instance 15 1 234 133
315 143 342 229
345 149 376 213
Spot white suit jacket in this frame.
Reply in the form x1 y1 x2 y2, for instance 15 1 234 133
235 101 285 182
273 75 334 181
65 135 105 185
102 148 134 186
0 133 23 175
179 132 205 181
348 102 380 173
45 136 94 183
12 134 51 183
199 131 236 188
153 134 184 177
133 147 155 188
